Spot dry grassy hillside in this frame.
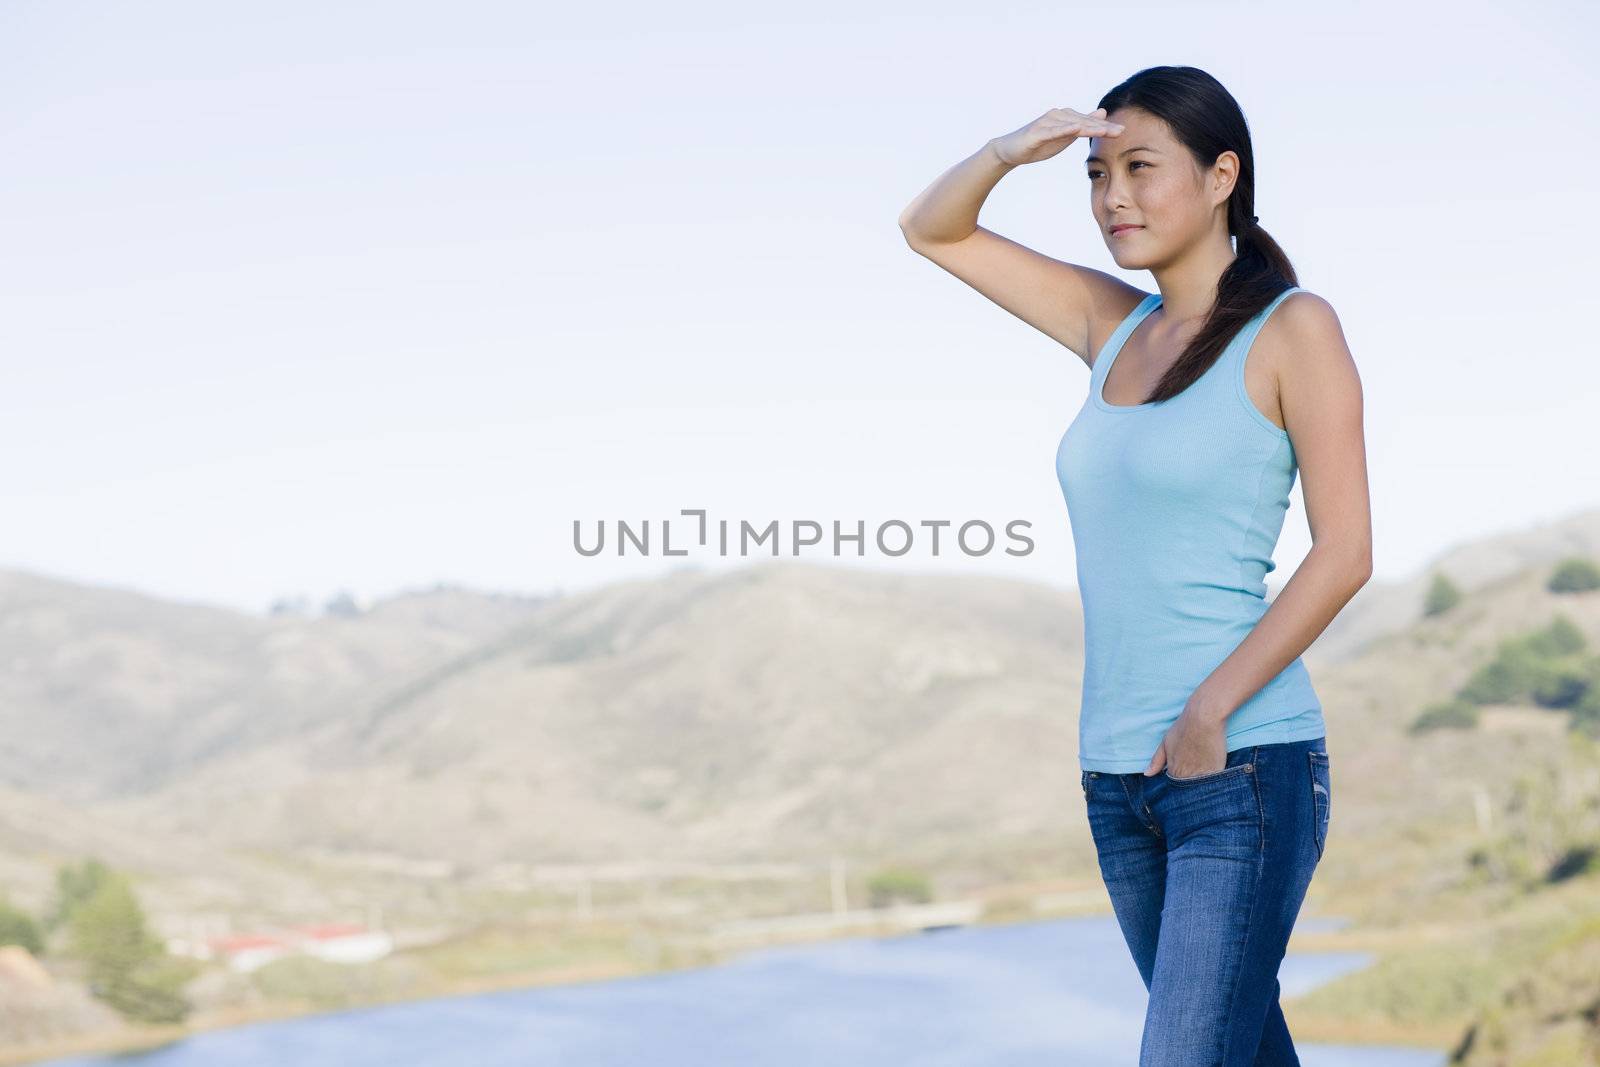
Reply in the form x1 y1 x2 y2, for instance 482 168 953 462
1 512 1599 1061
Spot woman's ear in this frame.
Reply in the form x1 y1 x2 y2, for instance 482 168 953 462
1210 149 1241 205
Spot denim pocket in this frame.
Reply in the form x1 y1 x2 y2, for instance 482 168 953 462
1308 751 1331 859
1162 760 1253 785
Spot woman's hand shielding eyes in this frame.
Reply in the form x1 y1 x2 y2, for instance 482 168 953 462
989 106 1124 167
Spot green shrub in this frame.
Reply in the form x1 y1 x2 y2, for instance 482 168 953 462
1411 699 1480 733
1545 843 1600 883
1531 660 1589 709
866 867 933 908
1547 557 1600 594
1423 572 1462 616
1459 641 1544 704
1454 618 1599 726
1523 614 1586 657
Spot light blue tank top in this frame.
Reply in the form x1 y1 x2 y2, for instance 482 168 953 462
1056 287 1325 773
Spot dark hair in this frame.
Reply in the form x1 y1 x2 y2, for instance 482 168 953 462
1096 65 1299 405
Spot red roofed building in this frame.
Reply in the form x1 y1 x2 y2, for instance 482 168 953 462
195 923 393 973
205 933 293 973
288 923 393 965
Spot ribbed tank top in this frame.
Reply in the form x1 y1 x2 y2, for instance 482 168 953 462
1056 286 1325 773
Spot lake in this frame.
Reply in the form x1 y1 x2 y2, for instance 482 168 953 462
36 914 1446 1065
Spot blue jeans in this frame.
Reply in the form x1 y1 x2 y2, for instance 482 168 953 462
1081 736 1332 1066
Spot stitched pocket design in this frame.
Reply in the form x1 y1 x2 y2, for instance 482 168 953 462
1309 751 1331 859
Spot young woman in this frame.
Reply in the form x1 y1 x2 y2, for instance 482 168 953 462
898 65 1372 1064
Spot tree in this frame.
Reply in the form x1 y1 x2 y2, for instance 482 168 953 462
44 857 116 934
65 873 193 1024
0 892 43 956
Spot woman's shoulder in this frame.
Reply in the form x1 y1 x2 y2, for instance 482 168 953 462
1258 288 1358 382
1274 288 1339 329
1259 289 1343 351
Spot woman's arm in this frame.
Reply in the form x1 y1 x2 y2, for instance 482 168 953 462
897 109 1141 363
897 138 1017 245
1147 292 1372 775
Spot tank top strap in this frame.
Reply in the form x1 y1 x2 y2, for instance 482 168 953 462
1222 286 1304 435
1224 286 1304 365
1092 292 1162 386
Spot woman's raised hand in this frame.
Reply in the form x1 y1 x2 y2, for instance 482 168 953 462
989 107 1124 166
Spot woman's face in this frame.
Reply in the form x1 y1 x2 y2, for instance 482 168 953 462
1086 108 1223 270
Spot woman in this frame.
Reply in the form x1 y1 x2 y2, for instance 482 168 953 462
898 66 1372 1064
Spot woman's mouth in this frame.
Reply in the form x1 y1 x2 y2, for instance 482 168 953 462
1110 225 1143 237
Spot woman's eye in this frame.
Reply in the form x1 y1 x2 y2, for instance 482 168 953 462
1087 162 1148 181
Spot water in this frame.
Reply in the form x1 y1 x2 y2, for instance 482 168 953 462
36 915 1446 1066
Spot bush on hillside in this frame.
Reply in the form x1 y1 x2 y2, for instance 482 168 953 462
1445 616 1600 735
1460 618 1590 708
1531 659 1592 709
1459 641 1546 704
1523 614 1586 657
1547 556 1600 594
866 867 933 908
1411 699 1480 733
1423 572 1462 616
1546 843 1600 883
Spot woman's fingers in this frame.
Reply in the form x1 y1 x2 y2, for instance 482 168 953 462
1041 120 1121 141
1050 106 1123 133
992 107 1122 165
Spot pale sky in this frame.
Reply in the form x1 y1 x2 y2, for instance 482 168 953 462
2 0 1595 616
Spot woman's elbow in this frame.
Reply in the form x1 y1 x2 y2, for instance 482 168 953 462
1351 545 1374 588
1316 539 1373 590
